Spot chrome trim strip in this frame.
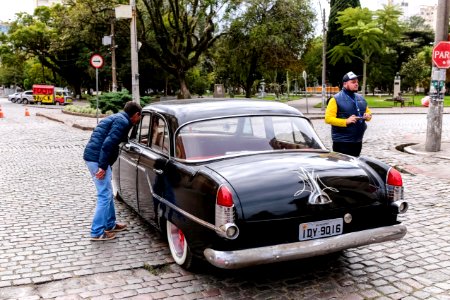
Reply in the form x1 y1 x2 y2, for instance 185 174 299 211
151 191 217 232
204 224 407 269
138 166 217 231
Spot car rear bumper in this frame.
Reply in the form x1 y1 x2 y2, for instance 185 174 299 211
204 224 407 269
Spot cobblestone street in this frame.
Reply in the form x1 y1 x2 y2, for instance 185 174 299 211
1 97 450 299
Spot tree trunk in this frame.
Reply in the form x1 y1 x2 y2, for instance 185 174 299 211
244 77 254 98
361 58 367 96
177 74 191 99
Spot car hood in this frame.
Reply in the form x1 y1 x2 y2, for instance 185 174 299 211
206 151 382 221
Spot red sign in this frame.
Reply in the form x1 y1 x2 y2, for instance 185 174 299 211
432 41 450 69
90 54 104 69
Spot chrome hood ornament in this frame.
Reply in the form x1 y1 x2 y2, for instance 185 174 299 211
294 167 339 205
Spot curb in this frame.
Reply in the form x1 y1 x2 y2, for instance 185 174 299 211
72 124 95 131
404 144 450 161
35 112 64 123
36 112 95 131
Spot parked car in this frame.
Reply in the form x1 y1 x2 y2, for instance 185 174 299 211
8 92 21 103
112 99 408 270
54 90 73 105
20 90 35 104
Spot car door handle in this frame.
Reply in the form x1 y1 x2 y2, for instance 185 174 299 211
124 143 142 154
153 169 163 174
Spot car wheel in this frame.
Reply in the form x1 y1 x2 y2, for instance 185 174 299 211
22 99 28 104
166 220 194 269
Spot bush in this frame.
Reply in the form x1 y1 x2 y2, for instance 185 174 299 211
89 90 131 113
89 89 155 113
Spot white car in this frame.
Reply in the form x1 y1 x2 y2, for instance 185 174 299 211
8 92 21 103
19 90 35 104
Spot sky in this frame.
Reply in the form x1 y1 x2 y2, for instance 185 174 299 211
0 0 35 22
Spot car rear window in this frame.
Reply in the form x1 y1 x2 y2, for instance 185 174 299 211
175 116 326 160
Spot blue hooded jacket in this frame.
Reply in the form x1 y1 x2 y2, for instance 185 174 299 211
83 111 132 170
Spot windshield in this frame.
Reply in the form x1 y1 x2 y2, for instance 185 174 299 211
175 116 326 161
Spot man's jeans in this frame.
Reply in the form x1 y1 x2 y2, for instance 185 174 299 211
85 161 116 237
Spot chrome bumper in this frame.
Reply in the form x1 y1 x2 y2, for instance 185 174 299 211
204 224 407 269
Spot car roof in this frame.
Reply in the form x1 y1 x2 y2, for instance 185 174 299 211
144 98 303 126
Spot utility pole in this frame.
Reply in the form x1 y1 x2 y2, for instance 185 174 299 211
130 0 140 103
321 8 327 111
111 18 117 92
425 0 449 152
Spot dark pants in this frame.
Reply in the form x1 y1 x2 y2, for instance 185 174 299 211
332 142 362 157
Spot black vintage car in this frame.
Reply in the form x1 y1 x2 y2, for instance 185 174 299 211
112 99 408 270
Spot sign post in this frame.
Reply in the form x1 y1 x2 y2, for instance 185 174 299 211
302 71 308 114
431 41 450 102
90 54 104 124
426 40 450 152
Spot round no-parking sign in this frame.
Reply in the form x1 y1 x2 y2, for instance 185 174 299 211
90 54 104 69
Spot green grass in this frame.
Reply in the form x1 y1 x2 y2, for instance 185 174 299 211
312 94 450 108
365 94 450 107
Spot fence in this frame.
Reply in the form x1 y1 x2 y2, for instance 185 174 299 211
306 86 340 94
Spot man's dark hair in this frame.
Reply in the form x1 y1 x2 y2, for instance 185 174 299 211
123 101 142 117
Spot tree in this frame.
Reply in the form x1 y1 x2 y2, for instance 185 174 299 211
139 0 237 99
327 5 402 96
400 47 432 94
326 0 361 87
302 37 324 88
6 5 100 96
214 0 315 98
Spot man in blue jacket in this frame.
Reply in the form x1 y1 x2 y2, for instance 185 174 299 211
84 101 142 240
325 71 372 157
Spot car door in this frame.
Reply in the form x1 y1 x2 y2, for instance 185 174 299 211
137 114 170 224
117 117 145 212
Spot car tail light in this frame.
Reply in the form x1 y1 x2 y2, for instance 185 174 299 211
215 185 239 239
387 167 403 186
217 185 233 207
386 167 404 201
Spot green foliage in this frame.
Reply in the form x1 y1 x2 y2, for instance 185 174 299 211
64 104 100 115
89 89 155 113
328 5 402 95
400 47 432 93
89 90 132 114
187 66 212 96
214 0 315 98
326 0 362 85
139 0 237 98
301 37 323 87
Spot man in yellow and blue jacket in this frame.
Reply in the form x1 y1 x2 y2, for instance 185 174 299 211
325 71 372 157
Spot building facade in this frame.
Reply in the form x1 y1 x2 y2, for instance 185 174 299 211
418 4 437 30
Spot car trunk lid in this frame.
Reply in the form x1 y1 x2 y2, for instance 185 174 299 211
206 152 381 221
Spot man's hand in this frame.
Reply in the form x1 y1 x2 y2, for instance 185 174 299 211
95 168 106 180
363 113 372 121
346 115 360 125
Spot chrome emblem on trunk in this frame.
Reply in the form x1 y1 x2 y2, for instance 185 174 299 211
294 168 339 205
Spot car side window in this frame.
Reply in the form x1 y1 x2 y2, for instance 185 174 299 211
151 115 169 155
138 114 151 146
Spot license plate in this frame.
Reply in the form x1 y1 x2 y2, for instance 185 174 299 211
299 218 343 241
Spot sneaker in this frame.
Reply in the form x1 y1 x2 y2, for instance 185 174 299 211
105 223 128 232
91 231 116 241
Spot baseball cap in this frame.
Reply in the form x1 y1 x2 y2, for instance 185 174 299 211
342 71 360 82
